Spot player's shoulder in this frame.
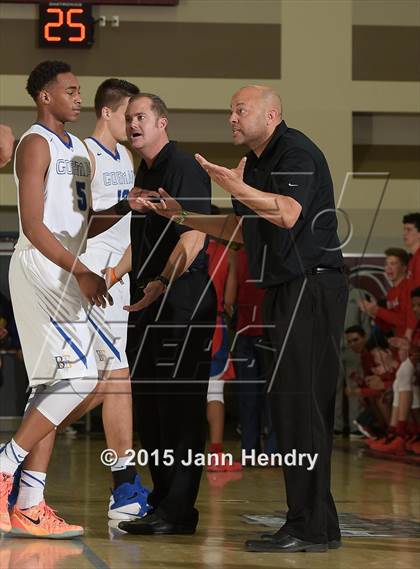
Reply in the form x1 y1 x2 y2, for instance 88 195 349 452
17 132 49 155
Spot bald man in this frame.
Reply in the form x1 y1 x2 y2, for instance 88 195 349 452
139 85 348 553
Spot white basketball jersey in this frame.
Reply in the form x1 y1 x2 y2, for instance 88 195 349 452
14 123 91 257
84 137 133 255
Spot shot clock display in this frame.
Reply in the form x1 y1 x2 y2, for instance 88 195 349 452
39 2 94 48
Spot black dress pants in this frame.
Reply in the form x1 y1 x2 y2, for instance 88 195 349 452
263 271 348 543
127 270 217 524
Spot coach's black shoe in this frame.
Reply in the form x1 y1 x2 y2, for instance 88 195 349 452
246 534 328 553
118 512 196 535
260 529 342 549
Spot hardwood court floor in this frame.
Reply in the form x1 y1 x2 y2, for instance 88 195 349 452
0 436 419 569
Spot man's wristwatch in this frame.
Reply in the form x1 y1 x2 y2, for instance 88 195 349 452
153 275 170 288
173 210 188 225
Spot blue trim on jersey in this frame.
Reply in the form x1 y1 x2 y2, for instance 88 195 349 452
87 315 121 361
50 317 88 367
34 123 73 150
86 137 120 161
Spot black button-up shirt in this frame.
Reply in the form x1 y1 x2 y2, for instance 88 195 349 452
130 141 211 296
233 121 343 287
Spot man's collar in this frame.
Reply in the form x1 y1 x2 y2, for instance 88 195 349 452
140 140 175 171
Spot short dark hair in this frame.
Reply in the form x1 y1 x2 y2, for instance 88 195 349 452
384 247 410 266
130 93 168 121
26 60 71 100
411 287 420 298
403 213 420 231
94 78 140 118
345 325 365 337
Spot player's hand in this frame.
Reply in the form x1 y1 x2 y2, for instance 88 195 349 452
124 280 166 312
76 271 113 308
0 124 15 168
101 267 123 289
195 154 247 195
128 187 161 212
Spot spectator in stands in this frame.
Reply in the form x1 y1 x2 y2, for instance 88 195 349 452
402 213 420 338
358 248 409 337
341 326 368 435
335 285 371 435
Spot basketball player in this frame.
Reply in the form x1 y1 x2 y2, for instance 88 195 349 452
80 78 151 519
0 61 142 538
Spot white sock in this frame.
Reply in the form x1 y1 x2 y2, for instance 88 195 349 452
111 456 132 472
16 470 47 510
0 439 29 475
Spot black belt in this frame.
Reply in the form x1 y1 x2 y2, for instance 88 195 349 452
308 266 346 275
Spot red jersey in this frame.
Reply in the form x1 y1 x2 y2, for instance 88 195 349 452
207 240 229 313
405 248 420 331
235 249 265 336
375 278 410 337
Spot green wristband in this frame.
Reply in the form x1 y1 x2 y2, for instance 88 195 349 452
174 210 188 225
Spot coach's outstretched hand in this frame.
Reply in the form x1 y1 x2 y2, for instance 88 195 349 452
76 270 113 308
195 154 247 195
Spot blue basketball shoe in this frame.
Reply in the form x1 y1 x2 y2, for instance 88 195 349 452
108 475 150 520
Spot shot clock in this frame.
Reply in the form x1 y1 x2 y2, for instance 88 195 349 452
39 2 94 48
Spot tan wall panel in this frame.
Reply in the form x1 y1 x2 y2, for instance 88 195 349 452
353 25 420 81
0 20 281 79
353 0 420 27
354 145 420 179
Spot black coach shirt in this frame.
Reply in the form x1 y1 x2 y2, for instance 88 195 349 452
232 121 343 287
131 141 211 291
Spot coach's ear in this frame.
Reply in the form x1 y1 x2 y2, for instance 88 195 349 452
158 116 168 131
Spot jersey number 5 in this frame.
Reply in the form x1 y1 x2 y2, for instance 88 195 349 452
76 181 88 211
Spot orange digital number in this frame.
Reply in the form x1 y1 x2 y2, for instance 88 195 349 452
67 9 86 43
44 8 64 42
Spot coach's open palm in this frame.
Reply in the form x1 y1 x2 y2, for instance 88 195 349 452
76 271 113 308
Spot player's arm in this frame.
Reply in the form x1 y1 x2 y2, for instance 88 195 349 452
16 135 111 307
87 187 158 238
124 231 205 312
102 245 132 288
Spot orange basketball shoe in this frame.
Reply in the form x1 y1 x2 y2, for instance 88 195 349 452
10 502 84 539
0 472 13 533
